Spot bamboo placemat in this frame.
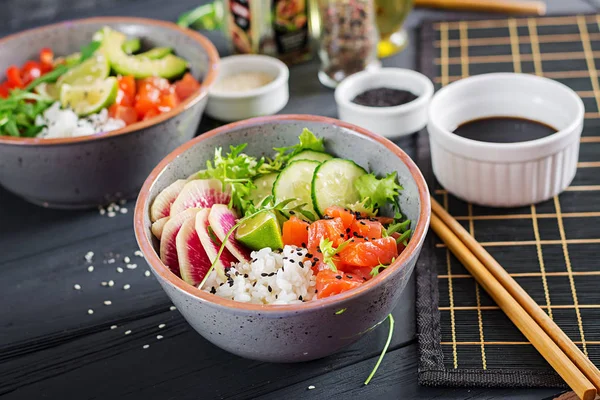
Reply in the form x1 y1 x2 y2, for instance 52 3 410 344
417 14 600 388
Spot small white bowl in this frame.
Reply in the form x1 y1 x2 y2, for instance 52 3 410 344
206 55 289 122
428 73 584 207
334 68 434 139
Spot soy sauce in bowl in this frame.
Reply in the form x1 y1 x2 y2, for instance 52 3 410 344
453 116 557 143
351 87 418 108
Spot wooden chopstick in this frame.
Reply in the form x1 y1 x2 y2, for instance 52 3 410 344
430 208 597 400
414 0 546 15
431 197 600 392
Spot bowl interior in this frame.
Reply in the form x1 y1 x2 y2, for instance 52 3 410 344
0 18 212 92
141 117 425 294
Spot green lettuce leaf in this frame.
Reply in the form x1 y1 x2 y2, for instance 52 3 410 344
354 172 403 210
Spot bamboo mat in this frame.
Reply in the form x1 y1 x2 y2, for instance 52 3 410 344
417 14 600 388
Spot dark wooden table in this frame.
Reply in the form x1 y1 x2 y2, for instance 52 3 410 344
1 1 597 399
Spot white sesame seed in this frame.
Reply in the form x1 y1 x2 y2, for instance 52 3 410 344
99 208 106 215
308 385 315 390
88 309 94 315
125 330 131 335
117 267 124 273
143 344 150 349
104 300 112 306
110 325 117 330
126 263 137 269
114 204 120 211
120 208 128 214
158 324 166 329
101 281 108 286
107 258 115 264
123 284 131 290
119 199 127 205
74 284 81 290
87 266 94 272
134 250 144 257
169 306 176 311
84 251 94 262
144 270 151 277
108 211 116 218
124 256 130 263
156 335 163 340
108 280 115 287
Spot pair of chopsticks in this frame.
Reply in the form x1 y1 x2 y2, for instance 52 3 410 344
430 197 600 400
415 0 546 15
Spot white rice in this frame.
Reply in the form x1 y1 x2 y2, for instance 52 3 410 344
202 245 317 305
35 102 125 139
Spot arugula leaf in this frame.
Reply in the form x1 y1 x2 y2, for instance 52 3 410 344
355 172 403 210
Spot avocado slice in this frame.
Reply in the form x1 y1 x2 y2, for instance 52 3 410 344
134 47 173 60
102 29 188 79
122 38 141 54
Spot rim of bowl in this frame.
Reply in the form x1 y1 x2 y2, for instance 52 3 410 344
334 68 434 115
134 114 431 314
427 73 585 153
208 54 289 99
0 16 220 147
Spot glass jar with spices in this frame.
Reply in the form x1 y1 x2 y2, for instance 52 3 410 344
317 0 380 88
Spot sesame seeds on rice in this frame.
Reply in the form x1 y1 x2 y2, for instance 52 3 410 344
201 245 317 305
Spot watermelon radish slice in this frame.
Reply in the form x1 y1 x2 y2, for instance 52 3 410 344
170 179 231 217
196 208 237 280
151 217 169 239
160 208 202 276
150 179 186 222
208 204 251 262
176 217 212 286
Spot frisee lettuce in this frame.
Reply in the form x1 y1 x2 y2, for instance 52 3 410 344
354 172 403 211
258 128 325 174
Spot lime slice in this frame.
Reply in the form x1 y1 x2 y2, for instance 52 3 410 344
34 82 59 100
60 77 118 116
235 210 284 251
56 54 110 88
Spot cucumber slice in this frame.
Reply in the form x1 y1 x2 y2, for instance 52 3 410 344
249 172 278 206
273 160 320 217
311 159 367 216
288 150 333 163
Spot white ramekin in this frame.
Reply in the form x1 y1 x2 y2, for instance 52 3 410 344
334 68 434 139
206 55 289 122
428 73 584 207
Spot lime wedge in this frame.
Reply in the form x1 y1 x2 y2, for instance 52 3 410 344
56 54 110 88
34 82 59 100
60 77 118 116
235 210 284 251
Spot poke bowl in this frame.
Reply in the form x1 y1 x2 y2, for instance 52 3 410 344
0 17 219 208
134 114 430 363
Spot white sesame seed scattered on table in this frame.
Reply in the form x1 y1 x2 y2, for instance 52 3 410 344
120 208 128 214
108 280 115 287
158 324 166 329
134 250 144 257
124 256 130 263
156 335 164 340
123 284 131 290
87 266 94 272
73 284 81 290
104 300 112 306
117 267 123 273
110 325 117 330
107 258 115 264
169 306 177 311
99 208 106 215
107 211 116 218
126 264 137 270
84 251 94 262
144 270 151 277
143 344 150 349
119 199 127 205
308 385 315 390
125 330 131 335
87 309 94 315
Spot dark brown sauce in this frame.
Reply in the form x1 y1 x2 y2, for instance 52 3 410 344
453 116 557 143
351 88 418 108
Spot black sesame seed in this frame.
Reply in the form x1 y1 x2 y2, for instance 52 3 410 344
252 259 258 263
315 289 319 293
301 242 307 248
268 272 275 277
289 210 295 215
268 285 272 292
313 257 319 262
261 273 268 277
335 275 342 280
317 249 322 253
346 228 351 233
253 282 257 287
359 221 366 225
298 260 304 267
283 257 288 260
299 295 303 301
306 253 313 258
346 275 353 279
339 234 344 238
353 232 359 236
244 274 249 278
364 238 369 241
210 286 217 294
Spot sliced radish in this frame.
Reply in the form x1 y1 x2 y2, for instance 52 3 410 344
196 208 237 279
160 208 202 276
170 179 231 217
176 217 212 286
208 204 250 262
151 217 170 239
150 179 186 222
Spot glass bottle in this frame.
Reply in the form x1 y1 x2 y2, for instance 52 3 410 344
317 0 380 88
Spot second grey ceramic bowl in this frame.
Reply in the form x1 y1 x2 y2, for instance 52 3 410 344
134 115 430 363
0 17 219 208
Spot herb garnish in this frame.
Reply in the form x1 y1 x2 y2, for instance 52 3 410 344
364 314 394 385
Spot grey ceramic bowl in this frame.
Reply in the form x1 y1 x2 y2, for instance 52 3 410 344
134 115 430 363
0 17 219 208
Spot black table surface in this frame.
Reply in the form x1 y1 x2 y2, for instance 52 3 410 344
1 1 597 399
